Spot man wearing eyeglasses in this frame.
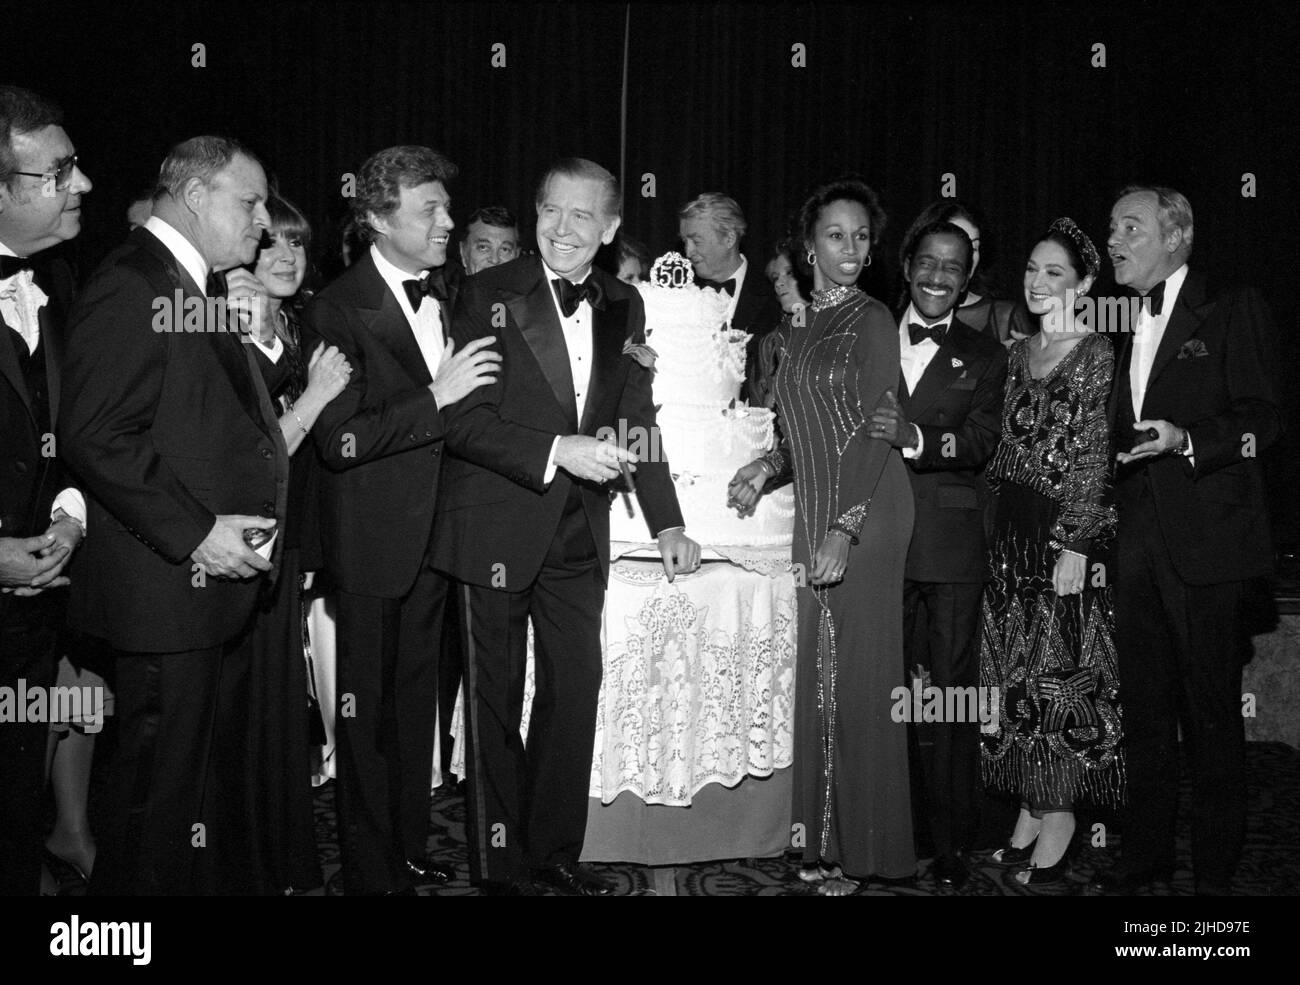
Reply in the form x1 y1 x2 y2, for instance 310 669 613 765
0 85 92 895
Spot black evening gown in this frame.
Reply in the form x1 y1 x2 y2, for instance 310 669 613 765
979 333 1124 808
772 289 916 879
243 307 323 893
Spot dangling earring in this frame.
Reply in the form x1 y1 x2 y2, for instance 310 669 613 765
863 253 873 268
806 249 816 267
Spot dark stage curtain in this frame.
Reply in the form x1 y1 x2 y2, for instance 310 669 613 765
9 0 1299 545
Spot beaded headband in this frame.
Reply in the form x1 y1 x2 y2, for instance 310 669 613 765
1048 216 1101 278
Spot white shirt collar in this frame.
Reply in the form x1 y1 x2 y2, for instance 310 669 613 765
729 255 748 291
370 241 433 293
0 239 18 260
541 258 591 286
1154 262 1190 316
144 216 209 294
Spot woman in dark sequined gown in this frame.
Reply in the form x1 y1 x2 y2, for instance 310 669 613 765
731 177 915 894
979 219 1124 888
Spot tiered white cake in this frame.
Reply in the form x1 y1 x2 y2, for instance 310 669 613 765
609 254 794 549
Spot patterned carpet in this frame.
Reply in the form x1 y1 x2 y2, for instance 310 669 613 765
309 741 1300 895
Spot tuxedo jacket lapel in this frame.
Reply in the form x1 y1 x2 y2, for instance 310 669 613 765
125 228 252 424
350 254 434 387
906 330 970 419
508 273 578 429
580 287 628 435
896 367 911 405
39 293 64 424
1109 314 1135 425
0 310 33 425
1145 271 1209 397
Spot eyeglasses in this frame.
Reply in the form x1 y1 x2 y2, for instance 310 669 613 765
7 155 80 192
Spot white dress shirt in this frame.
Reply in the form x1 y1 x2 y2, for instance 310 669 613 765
0 238 84 530
0 241 47 355
897 302 953 459
1129 262 1194 461
542 260 596 482
1129 262 1189 418
370 243 445 381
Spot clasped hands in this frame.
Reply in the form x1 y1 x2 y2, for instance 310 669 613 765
726 460 852 586
0 510 84 596
555 434 701 581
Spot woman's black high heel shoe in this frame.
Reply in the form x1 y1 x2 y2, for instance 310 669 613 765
990 837 1037 867
1014 842 1076 887
42 848 89 891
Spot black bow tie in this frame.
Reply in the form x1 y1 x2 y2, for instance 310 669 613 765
1141 280 1166 316
205 269 228 299
553 277 605 318
697 276 736 296
403 273 447 311
0 255 35 280
908 320 948 346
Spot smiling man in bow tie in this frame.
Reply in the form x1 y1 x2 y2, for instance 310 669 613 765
433 158 698 895
678 192 780 403
868 219 1007 888
302 145 501 895
0 85 91 896
1094 185 1280 897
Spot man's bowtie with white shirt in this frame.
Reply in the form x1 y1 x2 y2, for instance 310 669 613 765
896 303 954 460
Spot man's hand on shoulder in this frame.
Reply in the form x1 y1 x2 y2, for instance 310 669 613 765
657 528 701 583
191 516 275 580
429 336 501 408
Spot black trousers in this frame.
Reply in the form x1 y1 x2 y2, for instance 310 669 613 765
458 507 604 885
903 579 983 858
333 565 445 895
92 633 256 895
0 595 59 895
1115 478 1247 888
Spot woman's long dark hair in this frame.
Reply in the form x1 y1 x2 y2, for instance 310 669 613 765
259 192 314 403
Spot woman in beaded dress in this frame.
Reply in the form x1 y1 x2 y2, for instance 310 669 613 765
979 219 1124 888
731 176 915 894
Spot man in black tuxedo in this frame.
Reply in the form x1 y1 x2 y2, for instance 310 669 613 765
59 136 288 895
1093 186 1279 896
869 221 1007 888
678 192 781 403
302 145 499 895
433 158 700 895
0 85 91 895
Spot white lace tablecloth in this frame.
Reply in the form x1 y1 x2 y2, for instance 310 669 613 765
452 545 798 806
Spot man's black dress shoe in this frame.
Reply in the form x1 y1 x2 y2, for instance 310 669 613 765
1089 863 1175 894
479 878 541 896
932 853 969 890
532 861 615 897
406 857 454 884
